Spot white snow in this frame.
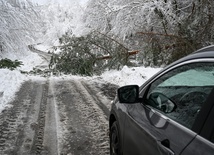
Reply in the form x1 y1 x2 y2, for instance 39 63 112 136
19 53 46 71
0 69 28 112
99 66 161 86
0 52 47 113
34 45 51 53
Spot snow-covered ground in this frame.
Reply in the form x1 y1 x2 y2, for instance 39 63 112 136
0 69 28 111
0 52 161 113
99 66 161 86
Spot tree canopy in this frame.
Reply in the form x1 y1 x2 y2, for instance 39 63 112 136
83 0 214 66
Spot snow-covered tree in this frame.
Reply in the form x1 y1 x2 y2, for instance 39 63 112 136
83 0 112 33
0 0 44 59
49 30 131 76
36 1 85 46
83 0 214 66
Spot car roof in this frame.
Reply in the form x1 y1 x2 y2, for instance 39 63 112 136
194 45 214 53
170 45 214 66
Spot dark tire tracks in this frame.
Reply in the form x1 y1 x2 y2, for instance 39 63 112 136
0 78 118 155
80 81 110 117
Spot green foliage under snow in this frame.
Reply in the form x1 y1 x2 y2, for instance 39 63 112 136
0 58 23 70
49 31 132 76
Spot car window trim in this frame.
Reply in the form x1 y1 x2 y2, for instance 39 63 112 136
198 88 214 142
140 58 214 133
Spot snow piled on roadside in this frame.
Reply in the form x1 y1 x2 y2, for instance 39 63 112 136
19 53 45 71
0 69 28 112
0 52 47 113
99 66 161 86
48 66 162 87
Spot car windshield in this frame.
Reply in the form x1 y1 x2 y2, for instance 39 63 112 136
160 67 214 86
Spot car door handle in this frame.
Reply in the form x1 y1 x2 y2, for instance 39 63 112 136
158 139 175 155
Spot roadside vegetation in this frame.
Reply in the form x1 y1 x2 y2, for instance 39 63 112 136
48 0 214 76
49 31 133 76
0 0 213 76
0 58 23 70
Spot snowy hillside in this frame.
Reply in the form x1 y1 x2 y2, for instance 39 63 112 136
36 1 85 46
0 0 44 59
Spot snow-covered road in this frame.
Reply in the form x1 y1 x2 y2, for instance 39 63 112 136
0 48 161 155
0 78 118 155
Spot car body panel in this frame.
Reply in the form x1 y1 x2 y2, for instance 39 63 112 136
110 101 128 151
122 103 197 155
109 49 214 155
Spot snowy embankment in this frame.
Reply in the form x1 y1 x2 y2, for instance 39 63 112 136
0 53 45 113
0 69 28 111
99 66 161 86
0 55 161 113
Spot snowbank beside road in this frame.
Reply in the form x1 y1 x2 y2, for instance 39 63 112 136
0 69 28 112
99 66 162 86
0 52 46 113
20 53 46 71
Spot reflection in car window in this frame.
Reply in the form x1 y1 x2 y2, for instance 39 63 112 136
145 62 214 129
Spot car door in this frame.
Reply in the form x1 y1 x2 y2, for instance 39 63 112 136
181 89 214 155
123 60 214 155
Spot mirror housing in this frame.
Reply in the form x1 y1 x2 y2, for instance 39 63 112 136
117 85 139 103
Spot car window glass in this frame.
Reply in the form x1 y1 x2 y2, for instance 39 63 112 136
145 62 214 129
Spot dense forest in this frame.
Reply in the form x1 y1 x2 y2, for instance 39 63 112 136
1 0 214 75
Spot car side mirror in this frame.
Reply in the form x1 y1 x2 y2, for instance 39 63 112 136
117 85 139 103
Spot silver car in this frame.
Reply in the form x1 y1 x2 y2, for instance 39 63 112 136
109 45 214 155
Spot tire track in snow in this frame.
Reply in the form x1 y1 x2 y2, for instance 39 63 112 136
0 80 47 155
0 78 115 155
42 79 60 155
80 81 110 117
30 81 49 155
71 80 110 154
52 80 96 155
52 79 110 155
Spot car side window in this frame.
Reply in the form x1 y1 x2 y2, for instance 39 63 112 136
145 62 214 129
211 129 214 143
